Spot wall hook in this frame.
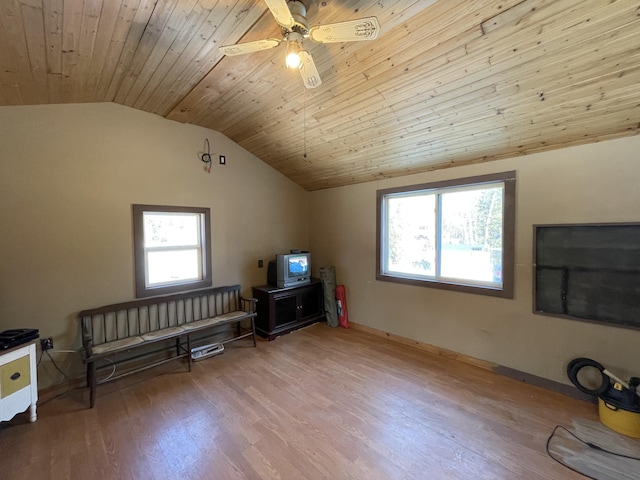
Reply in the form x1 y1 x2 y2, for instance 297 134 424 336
201 138 212 173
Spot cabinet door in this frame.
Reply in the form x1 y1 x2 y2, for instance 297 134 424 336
273 294 298 328
299 286 321 321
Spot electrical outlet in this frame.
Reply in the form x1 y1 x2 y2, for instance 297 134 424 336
258 259 264 268
41 337 53 351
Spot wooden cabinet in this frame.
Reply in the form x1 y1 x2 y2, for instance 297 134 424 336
252 279 324 340
1 341 37 423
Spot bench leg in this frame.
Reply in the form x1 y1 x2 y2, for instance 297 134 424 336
187 335 192 372
88 361 96 408
251 318 257 347
175 337 180 356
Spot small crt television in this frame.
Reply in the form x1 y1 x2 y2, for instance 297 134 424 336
269 252 311 288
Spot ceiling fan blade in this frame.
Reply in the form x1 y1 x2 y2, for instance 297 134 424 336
298 51 322 89
219 38 281 56
264 0 295 29
308 17 380 43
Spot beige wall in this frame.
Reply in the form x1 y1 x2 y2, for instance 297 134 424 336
309 136 640 385
2 101 638 391
0 103 308 388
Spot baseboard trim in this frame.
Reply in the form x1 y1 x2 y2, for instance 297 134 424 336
349 322 595 404
492 365 596 404
348 322 497 371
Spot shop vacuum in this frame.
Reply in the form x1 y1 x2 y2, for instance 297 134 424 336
568 357 640 438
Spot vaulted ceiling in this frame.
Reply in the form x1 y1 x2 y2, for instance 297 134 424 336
1 0 639 190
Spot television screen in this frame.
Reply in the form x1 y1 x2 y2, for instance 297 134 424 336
534 223 640 330
288 255 309 277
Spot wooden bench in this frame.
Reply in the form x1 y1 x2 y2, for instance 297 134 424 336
79 285 257 408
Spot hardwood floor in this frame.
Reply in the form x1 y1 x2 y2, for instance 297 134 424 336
0 323 597 479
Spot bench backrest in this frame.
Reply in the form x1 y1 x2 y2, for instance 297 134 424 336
79 285 244 347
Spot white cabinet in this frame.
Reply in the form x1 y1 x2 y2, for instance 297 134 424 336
0 341 37 422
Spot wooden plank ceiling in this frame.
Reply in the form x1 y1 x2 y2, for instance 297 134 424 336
1 0 639 190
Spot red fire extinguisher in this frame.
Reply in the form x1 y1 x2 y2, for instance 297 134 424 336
335 285 349 328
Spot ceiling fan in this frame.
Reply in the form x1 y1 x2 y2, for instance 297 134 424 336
218 0 380 89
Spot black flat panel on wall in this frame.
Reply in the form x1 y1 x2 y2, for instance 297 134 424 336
534 223 640 330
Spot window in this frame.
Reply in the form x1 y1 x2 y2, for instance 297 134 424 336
133 205 212 298
376 171 515 298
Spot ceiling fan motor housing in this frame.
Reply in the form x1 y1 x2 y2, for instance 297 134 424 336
287 1 309 34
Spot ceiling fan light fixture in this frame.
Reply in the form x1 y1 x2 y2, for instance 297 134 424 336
285 32 303 69
286 42 301 69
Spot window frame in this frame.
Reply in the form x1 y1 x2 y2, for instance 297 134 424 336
133 204 212 298
376 171 516 298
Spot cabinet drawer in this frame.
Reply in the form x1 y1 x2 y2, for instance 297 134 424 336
1 355 31 398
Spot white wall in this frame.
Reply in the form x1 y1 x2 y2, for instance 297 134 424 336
309 136 640 385
0 103 309 388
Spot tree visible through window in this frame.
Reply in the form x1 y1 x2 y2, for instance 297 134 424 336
133 205 212 298
377 172 515 298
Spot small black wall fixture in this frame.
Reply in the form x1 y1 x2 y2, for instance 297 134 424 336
201 138 213 172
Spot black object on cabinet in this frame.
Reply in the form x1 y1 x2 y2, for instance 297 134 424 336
252 279 324 340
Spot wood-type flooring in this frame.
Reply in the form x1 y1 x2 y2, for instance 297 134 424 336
0 323 599 479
